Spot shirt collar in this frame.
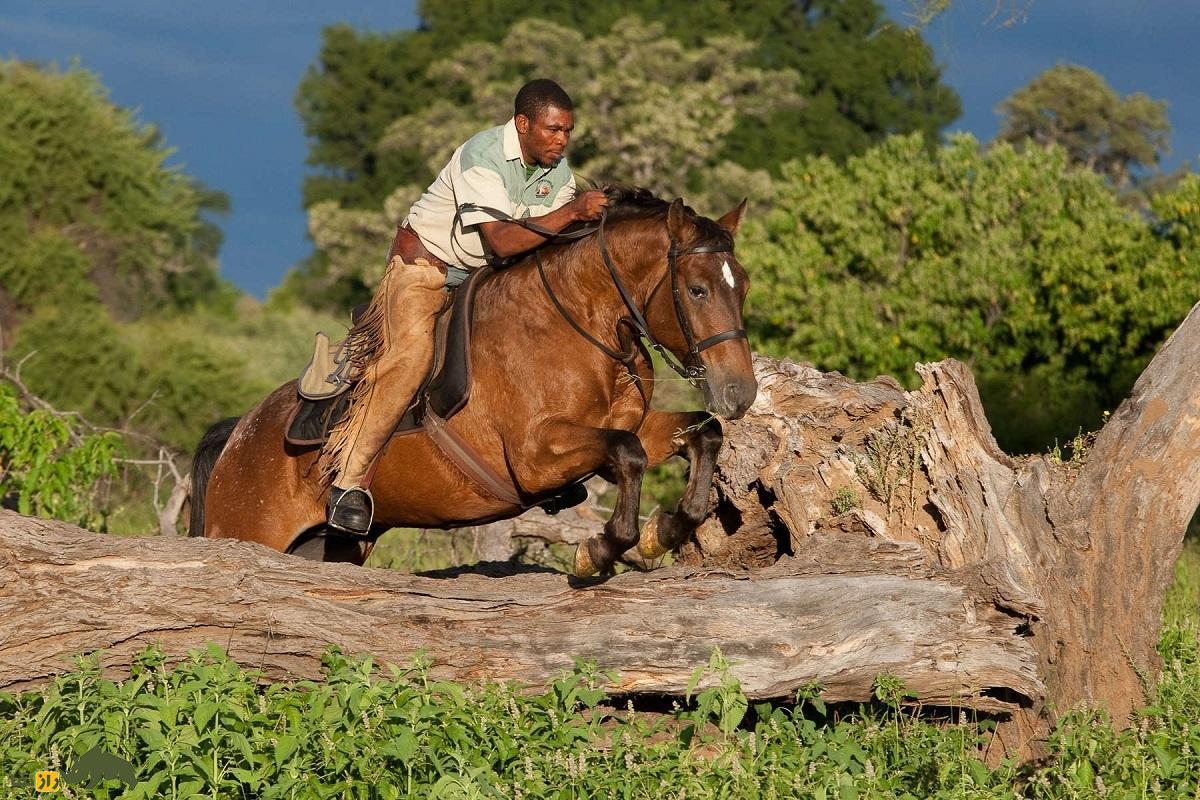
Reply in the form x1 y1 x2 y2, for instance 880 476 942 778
502 118 523 162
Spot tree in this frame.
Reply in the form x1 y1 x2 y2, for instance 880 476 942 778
0 61 280 455
996 63 1171 190
294 0 959 211
284 17 795 307
0 60 234 319
295 25 441 210
741 133 1199 452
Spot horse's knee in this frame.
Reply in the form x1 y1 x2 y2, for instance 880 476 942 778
691 417 723 456
605 430 648 477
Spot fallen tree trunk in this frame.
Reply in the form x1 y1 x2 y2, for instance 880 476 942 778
0 512 1039 715
2 303 1198 761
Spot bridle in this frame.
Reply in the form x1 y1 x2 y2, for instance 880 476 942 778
491 205 747 384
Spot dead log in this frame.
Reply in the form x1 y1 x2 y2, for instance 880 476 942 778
690 301 1200 755
0 511 1040 717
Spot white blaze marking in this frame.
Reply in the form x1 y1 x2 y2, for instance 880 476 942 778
721 260 736 288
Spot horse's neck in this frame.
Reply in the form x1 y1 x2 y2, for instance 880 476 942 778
545 224 667 312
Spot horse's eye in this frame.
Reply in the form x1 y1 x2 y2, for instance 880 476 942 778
688 285 708 300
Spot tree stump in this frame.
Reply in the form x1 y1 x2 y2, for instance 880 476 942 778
686 301 1200 754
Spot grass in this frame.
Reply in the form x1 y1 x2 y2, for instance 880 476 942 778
3 546 1199 799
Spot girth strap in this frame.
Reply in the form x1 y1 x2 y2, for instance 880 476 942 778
423 408 523 507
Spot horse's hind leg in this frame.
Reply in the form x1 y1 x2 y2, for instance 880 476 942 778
634 410 722 560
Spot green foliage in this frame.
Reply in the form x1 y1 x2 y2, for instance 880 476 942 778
7 546 1200 800
686 646 748 737
997 63 1171 190
297 0 959 214
832 486 862 515
295 24 440 210
8 299 342 455
744 134 1200 452
0 60 234 317
0 61 260 462
0 384 121 528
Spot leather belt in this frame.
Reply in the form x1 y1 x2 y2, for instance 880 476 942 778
389 224 449 271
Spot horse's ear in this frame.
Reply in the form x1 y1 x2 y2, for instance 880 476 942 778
716 198 748 237
667 198 686 240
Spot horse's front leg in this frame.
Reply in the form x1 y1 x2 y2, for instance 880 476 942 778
634 410 723 560
526 423 647 577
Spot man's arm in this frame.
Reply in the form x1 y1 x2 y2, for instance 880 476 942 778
478 191 609 259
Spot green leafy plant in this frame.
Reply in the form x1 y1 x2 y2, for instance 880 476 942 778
0 383 121 528
686 646 749 737
832 486 862 515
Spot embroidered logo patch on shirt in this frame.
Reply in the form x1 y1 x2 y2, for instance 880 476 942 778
535 179 552 198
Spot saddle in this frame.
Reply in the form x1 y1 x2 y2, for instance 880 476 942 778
285 265 492 448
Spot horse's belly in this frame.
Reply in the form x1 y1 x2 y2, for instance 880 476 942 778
368 433 521 528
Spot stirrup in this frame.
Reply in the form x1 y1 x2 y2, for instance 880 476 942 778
327 485 375 537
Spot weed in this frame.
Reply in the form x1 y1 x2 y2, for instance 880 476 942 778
1047 427 1097 468
831 486 862 515
851 405 931 519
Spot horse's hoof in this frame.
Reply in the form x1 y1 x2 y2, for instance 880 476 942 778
637 512 669 560
574 542 598 577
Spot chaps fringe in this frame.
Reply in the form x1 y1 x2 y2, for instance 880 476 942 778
317 264 395 487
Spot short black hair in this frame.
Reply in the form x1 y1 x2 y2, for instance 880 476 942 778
514 79 573 121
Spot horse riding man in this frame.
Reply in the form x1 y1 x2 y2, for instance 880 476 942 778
322 78 609 536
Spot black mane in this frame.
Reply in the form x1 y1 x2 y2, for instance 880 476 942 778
562 184 730 245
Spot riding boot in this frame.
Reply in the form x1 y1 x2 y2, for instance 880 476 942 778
320 254 449 527
327 485 374 536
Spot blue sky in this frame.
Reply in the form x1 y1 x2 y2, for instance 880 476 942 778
4 1 1199 298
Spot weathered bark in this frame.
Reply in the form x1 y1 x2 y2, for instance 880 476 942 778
688 301 1200 754
2 304 1198 761
0 512 1039 716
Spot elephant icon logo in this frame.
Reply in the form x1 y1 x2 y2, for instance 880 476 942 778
63 746 137 790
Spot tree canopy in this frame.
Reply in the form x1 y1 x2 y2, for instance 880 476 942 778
996 63 1171 190
0 61 335 456
294 0 959 212
741 133 1200 452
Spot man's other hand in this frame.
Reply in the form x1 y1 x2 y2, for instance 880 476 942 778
571 191 609 221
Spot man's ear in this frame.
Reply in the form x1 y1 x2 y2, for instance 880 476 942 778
668 198 686 241
716 198 748 237
514 113 530 134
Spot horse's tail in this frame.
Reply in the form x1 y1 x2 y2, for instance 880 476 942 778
188 417 240 537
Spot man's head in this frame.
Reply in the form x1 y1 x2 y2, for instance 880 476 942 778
514 79 574 169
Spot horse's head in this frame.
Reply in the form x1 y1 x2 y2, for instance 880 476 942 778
645 198 758 420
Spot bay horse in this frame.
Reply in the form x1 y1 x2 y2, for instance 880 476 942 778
190 188 757 576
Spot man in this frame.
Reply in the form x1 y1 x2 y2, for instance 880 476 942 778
322 79 608 535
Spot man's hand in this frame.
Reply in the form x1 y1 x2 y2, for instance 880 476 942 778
570 190 609 221
480 190 609 258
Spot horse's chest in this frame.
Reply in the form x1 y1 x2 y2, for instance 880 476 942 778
601 377 648 431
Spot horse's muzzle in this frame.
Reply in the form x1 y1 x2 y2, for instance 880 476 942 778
703 372 758 420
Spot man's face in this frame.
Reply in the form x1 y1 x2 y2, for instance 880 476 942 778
515 105 574 168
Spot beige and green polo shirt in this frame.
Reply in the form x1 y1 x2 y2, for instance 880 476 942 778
404 117 577 270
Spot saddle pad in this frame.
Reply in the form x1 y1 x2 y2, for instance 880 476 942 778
284 266 492 447
285 390 351 447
